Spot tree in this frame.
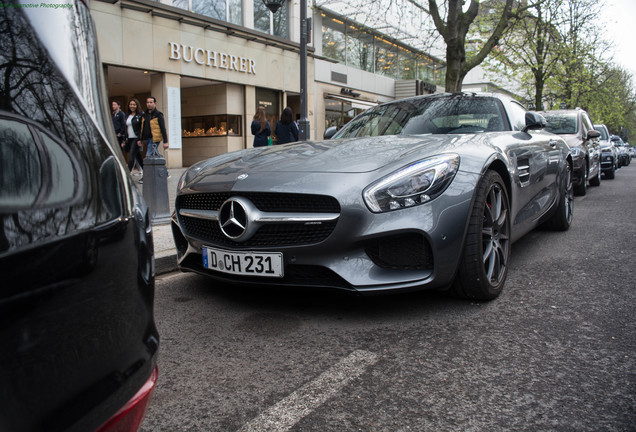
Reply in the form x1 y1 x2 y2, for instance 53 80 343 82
428 0 519 92
481 0 564 108
585 66 636 140
552 0 610 110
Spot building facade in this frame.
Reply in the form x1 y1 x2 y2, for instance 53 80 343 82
92 0 444 168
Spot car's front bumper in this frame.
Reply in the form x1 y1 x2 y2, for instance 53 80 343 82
172 170 480 294
601 153 615 171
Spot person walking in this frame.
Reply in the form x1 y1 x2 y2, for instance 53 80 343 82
274 107 299 145
139 96 169 183
111 100 127 152
125 98 144 175
251 106 271 147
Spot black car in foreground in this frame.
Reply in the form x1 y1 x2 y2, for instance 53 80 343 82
0 1 159 431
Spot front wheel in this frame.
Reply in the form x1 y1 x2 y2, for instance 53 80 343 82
544 162 573 231
589 164 601 186
574 164 587 196
453 171 511 300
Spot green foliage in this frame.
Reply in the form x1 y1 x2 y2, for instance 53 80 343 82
480 0 636 141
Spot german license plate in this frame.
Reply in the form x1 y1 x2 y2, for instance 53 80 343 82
202 246 283 278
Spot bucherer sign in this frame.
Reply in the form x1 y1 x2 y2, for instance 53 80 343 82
169 42 256 74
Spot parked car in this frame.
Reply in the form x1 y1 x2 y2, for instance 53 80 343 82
540 109 601 195
0 2 159 431
594 124 618 179
172 93 573 301
611 135 631 167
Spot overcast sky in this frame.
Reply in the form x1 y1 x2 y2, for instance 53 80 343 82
601 0 636 78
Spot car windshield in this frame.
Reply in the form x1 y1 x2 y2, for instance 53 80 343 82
594 126 609 140
333 96 507 138
543 113 578 134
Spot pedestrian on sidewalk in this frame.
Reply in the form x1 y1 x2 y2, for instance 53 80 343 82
251 106 271 147
274 107 299 145
139 96 169 183
111 100 127 153
126 98 144 175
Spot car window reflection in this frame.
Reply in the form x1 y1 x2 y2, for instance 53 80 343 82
38 132 77 205
334 97 507 138
0 118 42 207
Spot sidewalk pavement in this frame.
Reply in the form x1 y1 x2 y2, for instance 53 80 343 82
134 167 187 275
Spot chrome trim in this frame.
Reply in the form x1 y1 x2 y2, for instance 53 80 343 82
255 213 340 223
179 208 339 224
179 209 219 220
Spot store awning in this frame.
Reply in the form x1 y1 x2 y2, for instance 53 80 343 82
326 95 378 110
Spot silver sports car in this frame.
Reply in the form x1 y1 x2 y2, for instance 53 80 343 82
172 93 573 300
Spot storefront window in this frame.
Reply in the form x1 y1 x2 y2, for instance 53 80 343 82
320 11 444 82
374 37 398 77
182 115 242 137
322 17 346 64
325 98 363 130
255 88 280 131
416 57 444 86
347 28 374 72
192 0 225 21
170 0 242 26
399 49 417 80
228 0 242 25
254 0 289 38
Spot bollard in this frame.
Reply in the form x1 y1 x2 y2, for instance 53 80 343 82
142 155 171 225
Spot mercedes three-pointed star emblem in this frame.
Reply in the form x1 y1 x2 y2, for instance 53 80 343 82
219 199 249 239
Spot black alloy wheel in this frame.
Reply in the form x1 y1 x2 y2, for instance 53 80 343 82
453 170 511 300
544 162 573 231
574 164 588 196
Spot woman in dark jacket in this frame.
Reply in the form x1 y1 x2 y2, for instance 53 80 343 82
274 107 299 144
125 98 144 173
251 106 271 147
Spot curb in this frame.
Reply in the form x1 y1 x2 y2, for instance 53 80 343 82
155 253 179 276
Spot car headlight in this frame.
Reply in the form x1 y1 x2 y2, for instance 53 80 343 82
363 154 460 213
570 147 581 157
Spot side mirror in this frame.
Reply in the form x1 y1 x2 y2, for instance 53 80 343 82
587 130 601 139
522 112 546 133
323 126 338 140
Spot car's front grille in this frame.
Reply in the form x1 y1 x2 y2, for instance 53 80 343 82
177 192 341 247
180 216 338 247
365 233 433 270
178 192 341 213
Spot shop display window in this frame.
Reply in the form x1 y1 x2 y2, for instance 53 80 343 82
182 115 241 137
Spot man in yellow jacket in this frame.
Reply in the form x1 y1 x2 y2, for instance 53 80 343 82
140 96 169 157
138 96 169 183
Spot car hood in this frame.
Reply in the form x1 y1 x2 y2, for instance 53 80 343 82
556 134 583 148
188 135 474 177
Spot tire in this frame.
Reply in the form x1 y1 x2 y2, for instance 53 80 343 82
574 164 587 196
453 170 511 300
589 163 601 186
605 163 616 180
544 162 573 231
